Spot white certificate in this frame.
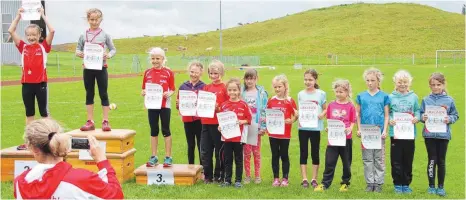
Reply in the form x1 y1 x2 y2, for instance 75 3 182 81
217 111 241 139
179 90 197 116
242 123 259 145
299 101 319 128
327 119 346 146
393 112 414 139
196 91 216 118
145 83 163 109
266 109 285 135
360 124 382 149
21 0 41 20
83 43 104 70
425 106 447 133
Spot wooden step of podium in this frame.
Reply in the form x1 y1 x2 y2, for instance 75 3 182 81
66 148 136 183
0 146 136 183
66 129 136 154
134 164 203 186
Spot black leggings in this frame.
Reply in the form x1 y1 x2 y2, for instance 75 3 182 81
83 68 109 106
22 82 48 117
299 130 320 165
269 137 290 179
425 138 449 187
184 120 202 165
148 108 171 137
224 142 243 183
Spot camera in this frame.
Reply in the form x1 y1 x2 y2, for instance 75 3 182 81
71 138 90 149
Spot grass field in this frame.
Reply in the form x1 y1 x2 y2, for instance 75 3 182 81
1 64 464 199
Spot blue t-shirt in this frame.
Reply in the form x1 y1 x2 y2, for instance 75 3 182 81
297 89 327 131
356 90 390 132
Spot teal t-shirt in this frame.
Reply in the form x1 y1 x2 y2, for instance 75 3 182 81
297 89 326 131
356 90 390 132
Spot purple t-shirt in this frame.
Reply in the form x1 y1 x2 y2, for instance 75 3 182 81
327 101 357 139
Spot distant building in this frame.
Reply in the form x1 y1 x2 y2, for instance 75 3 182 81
462 4 465 15
1 0 46 65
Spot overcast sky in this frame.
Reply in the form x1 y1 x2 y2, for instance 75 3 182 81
40 0 465 44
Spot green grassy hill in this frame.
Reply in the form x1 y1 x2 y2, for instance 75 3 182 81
55 3 464 57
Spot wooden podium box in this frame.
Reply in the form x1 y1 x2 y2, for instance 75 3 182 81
134 164 203 185
0 147 136 183
66 148 136 183
0 146 36 182
66 129 136 154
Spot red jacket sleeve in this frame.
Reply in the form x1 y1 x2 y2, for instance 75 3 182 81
67 160 124 199
142 70 148 89
16 40 25 53
42 40 52 53
169 70 175 91
244 103 253 124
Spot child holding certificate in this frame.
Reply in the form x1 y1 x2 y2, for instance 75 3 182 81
8 7 55 150
356 68 390 193
241 69 268 184
176 61 205 165
200 60 229 184
388 70 420 194
297 69 327 188
420 72 458 197
266 74 297 187
314 79 355 192
76 8 117 132
141 47 175 167
218 78 252 188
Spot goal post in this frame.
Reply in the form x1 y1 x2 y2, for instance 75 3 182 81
436 50 466 68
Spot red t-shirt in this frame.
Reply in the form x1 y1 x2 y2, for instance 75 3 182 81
266 96 297 139
17 40 51 83
219 100 252 142
142 67 175 108
201 82 229 125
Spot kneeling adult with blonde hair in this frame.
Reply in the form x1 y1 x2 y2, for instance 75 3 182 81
14 118 124 199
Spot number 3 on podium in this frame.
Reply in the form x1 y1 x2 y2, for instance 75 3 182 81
147 170 175 185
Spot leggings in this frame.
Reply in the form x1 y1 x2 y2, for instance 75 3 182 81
425 138 449 187
298 130 320 165
83 68 109 106
269 137 290 179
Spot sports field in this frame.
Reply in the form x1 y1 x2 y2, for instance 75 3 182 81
1 64 463 199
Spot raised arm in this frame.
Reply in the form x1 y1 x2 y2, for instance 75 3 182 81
8 8 24 46
39 8 55 45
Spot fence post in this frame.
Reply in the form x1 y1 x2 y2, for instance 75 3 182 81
360 55 362 66
336 55 338 65
73 54 76 76
56 53 59 75
412 54 415 65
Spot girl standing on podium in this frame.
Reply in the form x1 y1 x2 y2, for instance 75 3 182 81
75 8 117 132
141 47 175 167
8 7 55 150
